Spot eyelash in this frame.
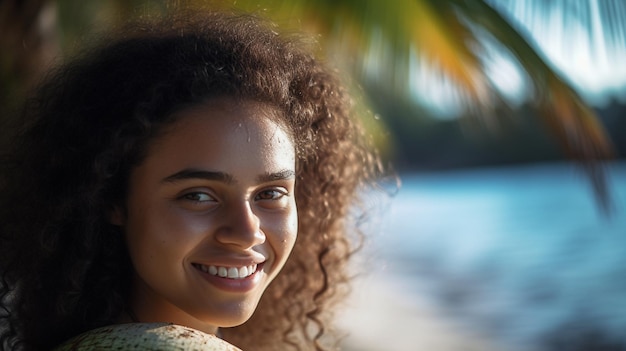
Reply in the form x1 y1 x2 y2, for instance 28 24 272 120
182 192 216 203
255 189 288 201
180 188 288 203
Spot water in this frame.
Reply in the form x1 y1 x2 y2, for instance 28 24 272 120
372 162 626 350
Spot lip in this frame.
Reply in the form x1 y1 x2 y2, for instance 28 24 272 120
193 262 266 293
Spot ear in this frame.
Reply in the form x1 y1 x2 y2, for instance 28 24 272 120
109 205 126 226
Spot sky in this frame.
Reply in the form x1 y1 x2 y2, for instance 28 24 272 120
410 0 626 118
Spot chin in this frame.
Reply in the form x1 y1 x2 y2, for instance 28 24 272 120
196 305 259 329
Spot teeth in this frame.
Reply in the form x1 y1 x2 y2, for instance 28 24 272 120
196 263 258 279
218 267 227 277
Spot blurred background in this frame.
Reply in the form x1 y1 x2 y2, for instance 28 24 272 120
1 0 625 350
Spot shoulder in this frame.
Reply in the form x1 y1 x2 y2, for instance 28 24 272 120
53 323 241 350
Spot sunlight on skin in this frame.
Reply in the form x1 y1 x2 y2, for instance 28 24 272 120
116 98 297 335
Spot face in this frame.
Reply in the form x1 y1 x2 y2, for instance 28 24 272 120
114 98 297 334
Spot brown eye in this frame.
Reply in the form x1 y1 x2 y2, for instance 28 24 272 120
183 192 215 202
255 189 286 201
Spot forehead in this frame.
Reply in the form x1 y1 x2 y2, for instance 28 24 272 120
165 98 290 141
139 98 295 175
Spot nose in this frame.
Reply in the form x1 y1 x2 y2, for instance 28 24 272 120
214 200 266 249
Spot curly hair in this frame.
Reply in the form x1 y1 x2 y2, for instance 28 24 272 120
0 10 383 351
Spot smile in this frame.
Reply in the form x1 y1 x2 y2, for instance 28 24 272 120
193 263 259 279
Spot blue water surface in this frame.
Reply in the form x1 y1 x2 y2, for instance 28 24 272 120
373 162 626 350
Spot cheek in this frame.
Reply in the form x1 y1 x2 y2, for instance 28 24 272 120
272 207 298 259
124 206 207 264
287 211 298 248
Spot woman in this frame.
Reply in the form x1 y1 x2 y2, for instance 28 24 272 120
0 10 383 351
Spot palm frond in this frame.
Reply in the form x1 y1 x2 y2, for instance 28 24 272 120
455 0 616 211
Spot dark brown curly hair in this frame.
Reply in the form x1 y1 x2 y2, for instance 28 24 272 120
0 10 383 351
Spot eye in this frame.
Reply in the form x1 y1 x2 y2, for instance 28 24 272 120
182 192 216 203
255 189 287 201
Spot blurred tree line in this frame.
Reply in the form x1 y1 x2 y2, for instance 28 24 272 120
370 85 626 171
1 0 622 208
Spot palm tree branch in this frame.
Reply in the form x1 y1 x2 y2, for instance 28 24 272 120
451 0 615 211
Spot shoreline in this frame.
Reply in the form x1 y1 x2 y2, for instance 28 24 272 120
336 270 501 351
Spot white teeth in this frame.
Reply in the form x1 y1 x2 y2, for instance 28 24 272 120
208 266 218 275
218 267 228 277
196 263 258 279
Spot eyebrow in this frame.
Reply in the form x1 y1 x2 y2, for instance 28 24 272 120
162 168 295 184
162 169 234 184
256 169 296 183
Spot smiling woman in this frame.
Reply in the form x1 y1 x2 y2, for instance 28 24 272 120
0 9 384 351
116 99 298 332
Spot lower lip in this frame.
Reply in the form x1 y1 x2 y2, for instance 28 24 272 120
194 263 265 293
